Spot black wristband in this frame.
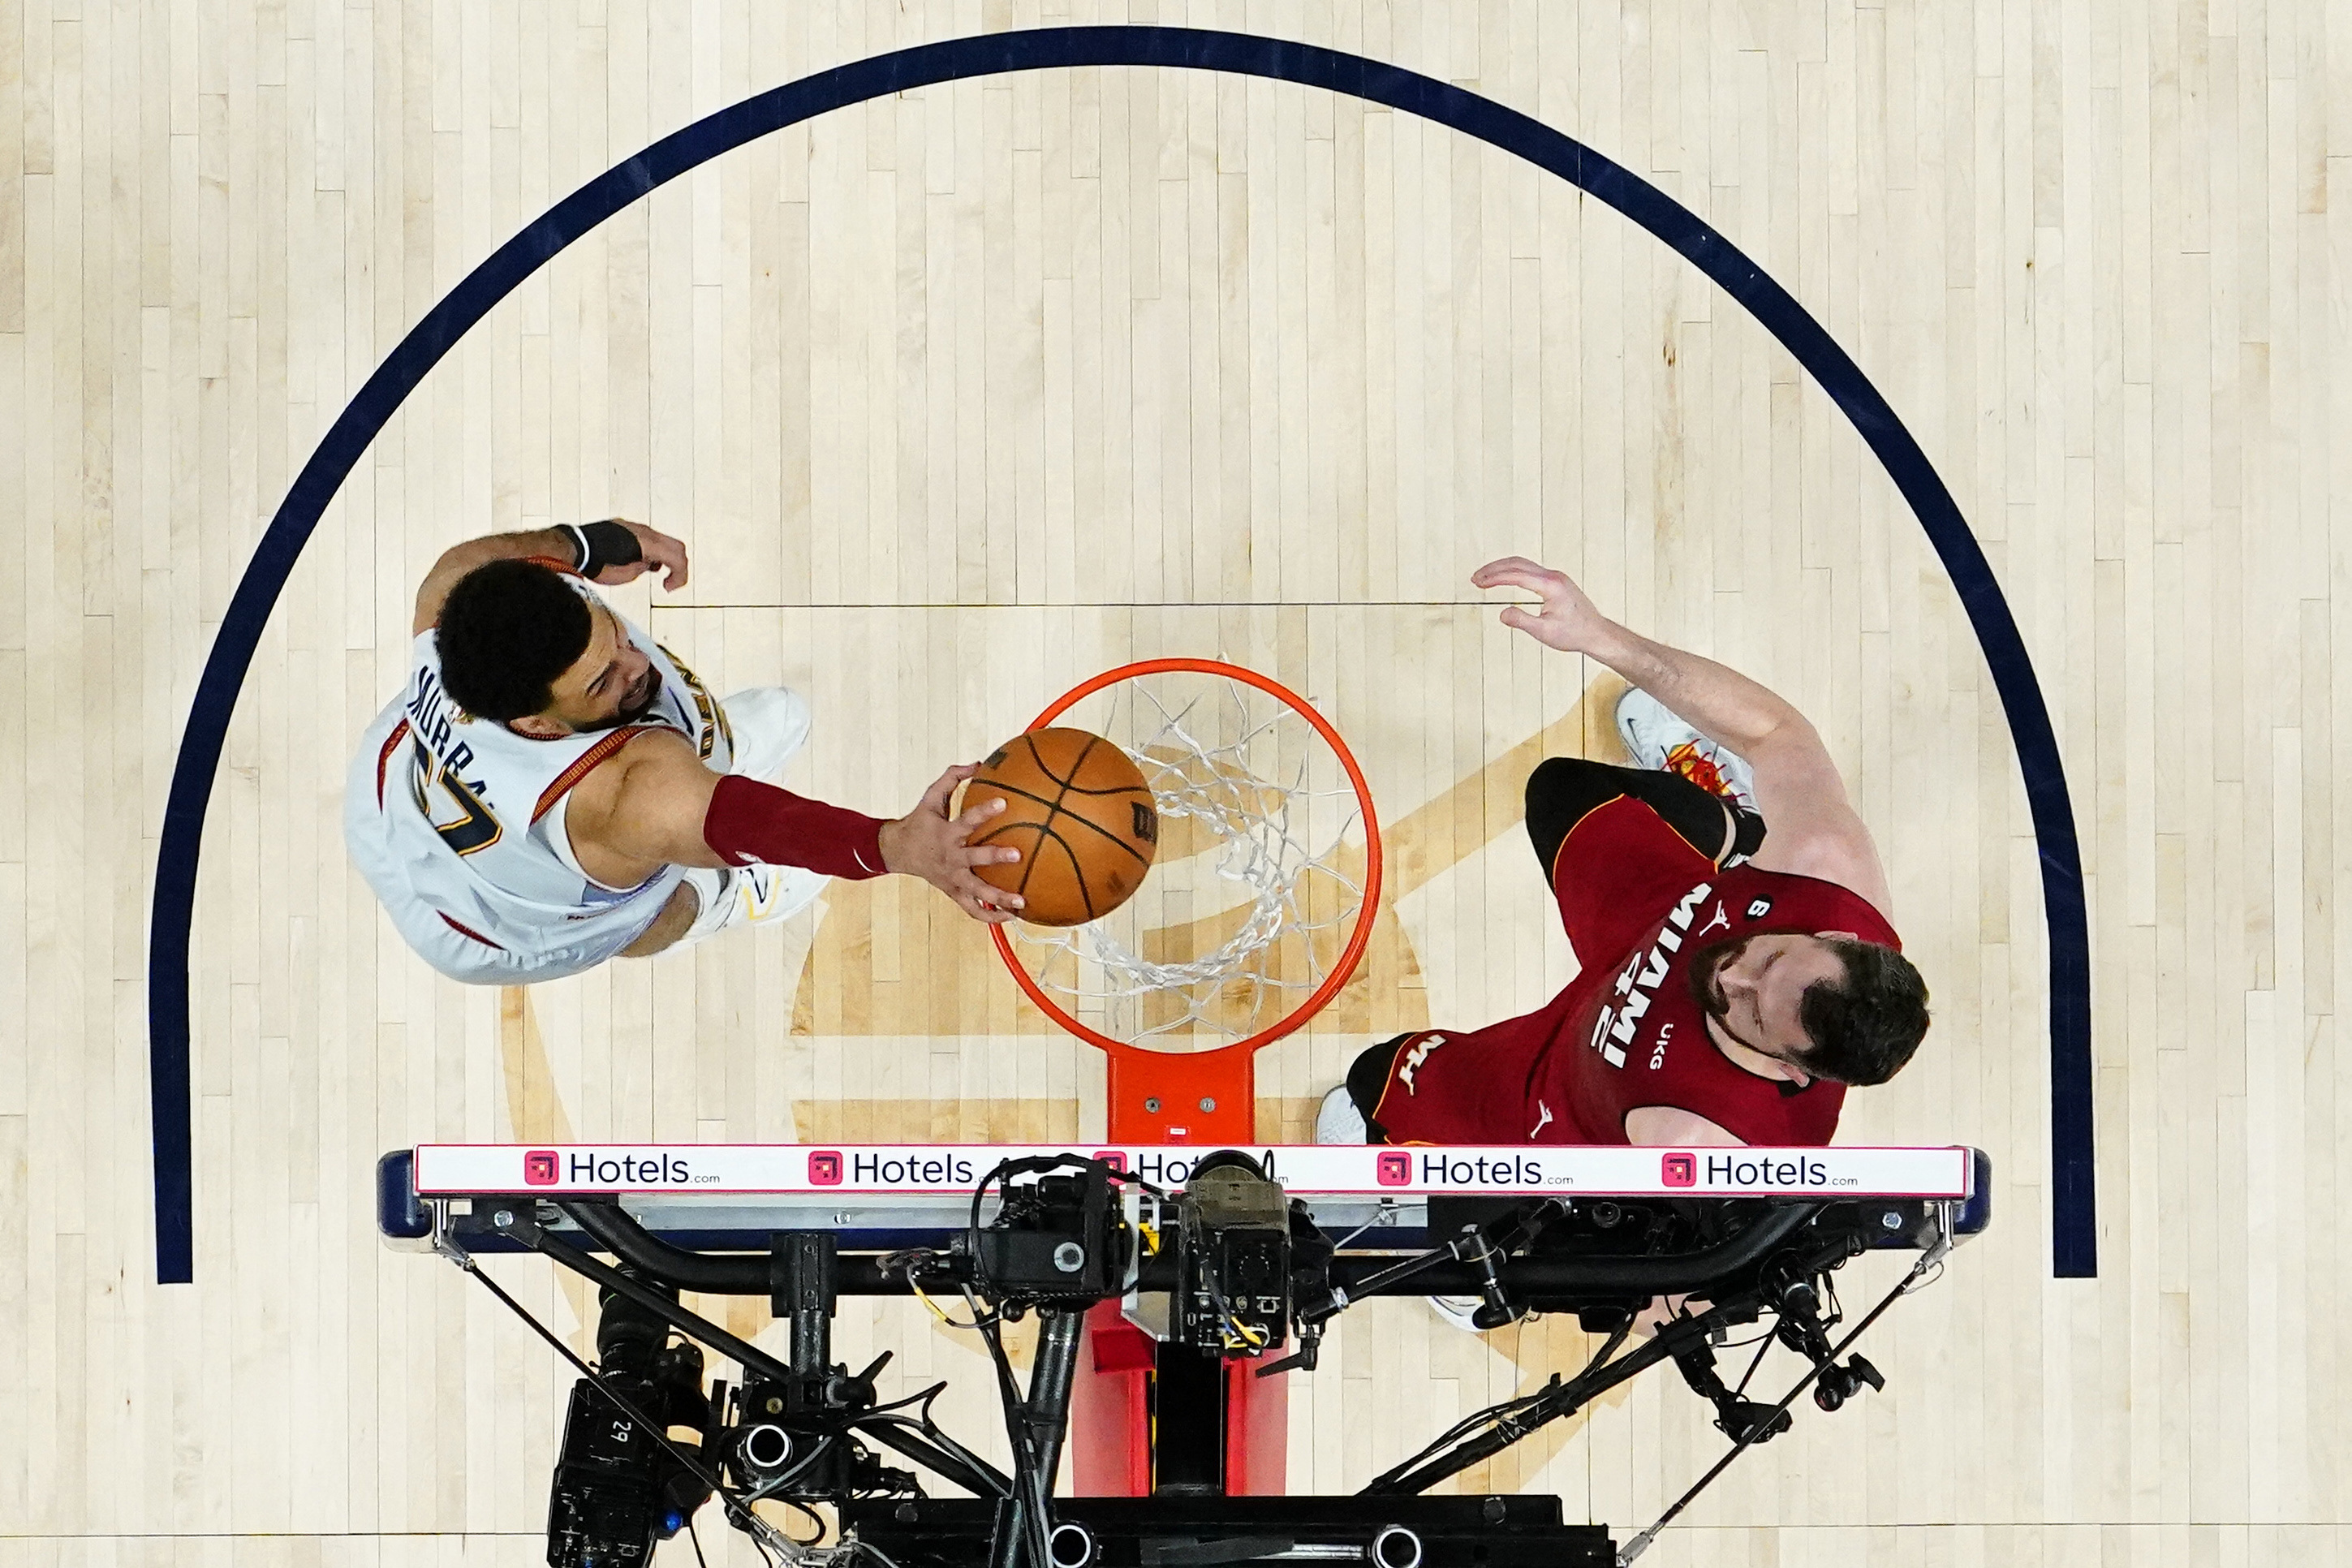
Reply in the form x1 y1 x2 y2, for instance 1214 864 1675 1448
573 519 644 578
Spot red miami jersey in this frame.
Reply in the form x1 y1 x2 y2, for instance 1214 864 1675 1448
1370 795 1902 1147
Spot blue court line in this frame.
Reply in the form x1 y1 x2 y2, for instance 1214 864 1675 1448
149 26 2096 1283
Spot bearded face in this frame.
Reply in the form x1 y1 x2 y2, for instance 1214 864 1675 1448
571 663 665 732
1682 932 1856 1083
1685 933 1749 1024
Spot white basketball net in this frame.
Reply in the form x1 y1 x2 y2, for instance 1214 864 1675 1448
1006 669 1372 1049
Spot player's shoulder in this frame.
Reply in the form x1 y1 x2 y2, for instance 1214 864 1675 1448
554 723 693 817
1742 836 1895 927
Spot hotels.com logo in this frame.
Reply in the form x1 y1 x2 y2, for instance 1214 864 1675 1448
808 1151 843 1186
1376 1151 1412 1187
1093 1150 1126 1172
524 1150 560 1186
1661 1152 1697 1188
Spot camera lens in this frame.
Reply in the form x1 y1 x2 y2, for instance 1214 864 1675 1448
1047 1523 1095 1568
740 1424 794 1472
1372 1526 1423 1568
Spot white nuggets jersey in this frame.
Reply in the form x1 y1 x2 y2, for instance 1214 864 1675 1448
343 597 734 984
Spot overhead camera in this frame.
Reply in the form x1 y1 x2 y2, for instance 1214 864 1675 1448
545 1286 717 1568
1170 1152 1295 1355
956 1156 1129 1304
542 1249 924 1568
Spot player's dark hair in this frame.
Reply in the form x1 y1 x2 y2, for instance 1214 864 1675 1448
433 559 592 721
1797 938 1930 1086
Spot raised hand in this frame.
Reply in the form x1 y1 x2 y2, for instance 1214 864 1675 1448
1471 556 1611 654
877 764 1026 924
593 518 692 592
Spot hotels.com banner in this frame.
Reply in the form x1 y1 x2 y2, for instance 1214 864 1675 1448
411 1144 1974 1200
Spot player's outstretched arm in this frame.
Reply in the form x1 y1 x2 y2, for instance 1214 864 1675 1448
410 519 689 634
1472 556 1893 917
565 734 1026 924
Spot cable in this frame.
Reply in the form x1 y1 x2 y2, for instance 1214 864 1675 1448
1729 1325 1777 1401
1616 1255 1932 1566
1362 1307 1717 1497
856 1411 1009 1499
865 1379 953 1419
1200 1267 1265 1352
967 1289 1061 1568
780 1497 828 1546
740 1437 838 1506
448 1227 992 1563
876 1247 988 1329
452 1251 714 1485
909 1269 982 1328
976 1307 1047 1565
1363 1316 1634 1493
442 1243 780 1548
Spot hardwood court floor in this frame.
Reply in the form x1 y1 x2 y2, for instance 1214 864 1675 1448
2 2 2346 1563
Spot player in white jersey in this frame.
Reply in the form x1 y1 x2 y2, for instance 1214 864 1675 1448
345 519 1022 984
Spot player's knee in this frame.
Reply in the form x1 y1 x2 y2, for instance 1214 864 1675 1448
1523 756 1619 868
1526 755 1616 811
1346 1033 1415 1139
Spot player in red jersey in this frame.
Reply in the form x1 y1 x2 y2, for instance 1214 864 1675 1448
1318 556 1929 1152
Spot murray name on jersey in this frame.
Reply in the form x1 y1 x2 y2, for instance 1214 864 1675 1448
403 668 497 819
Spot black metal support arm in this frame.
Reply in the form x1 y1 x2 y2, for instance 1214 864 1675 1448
537 1195 1820 1303
507 1206 1017 1503
1362 1302 1747 1497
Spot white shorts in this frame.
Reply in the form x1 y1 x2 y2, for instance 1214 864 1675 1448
387 899 663 986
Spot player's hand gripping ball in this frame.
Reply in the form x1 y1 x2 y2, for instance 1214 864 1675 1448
960 729 1159 926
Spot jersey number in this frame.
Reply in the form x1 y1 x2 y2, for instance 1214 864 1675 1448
410 752 504 856
659 643 730 761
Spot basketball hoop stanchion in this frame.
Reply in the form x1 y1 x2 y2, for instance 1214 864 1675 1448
987 658 1383 1500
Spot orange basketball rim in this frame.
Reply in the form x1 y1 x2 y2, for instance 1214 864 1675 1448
988 659 1383 1140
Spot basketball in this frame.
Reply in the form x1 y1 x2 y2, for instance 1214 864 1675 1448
963 728 1159 926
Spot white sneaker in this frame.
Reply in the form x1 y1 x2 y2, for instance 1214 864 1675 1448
721 687 813 782
1428 1295 1492 1334
1315 1085 1368 1145
1614 687 1758 812
678 863 826 946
